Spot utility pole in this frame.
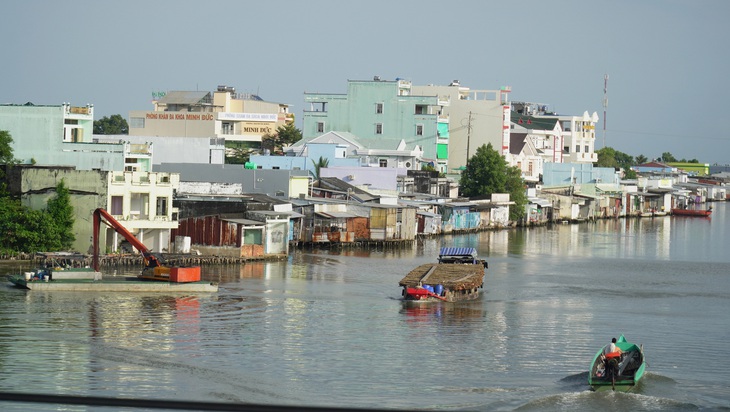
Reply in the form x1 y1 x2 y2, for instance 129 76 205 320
465 111 473 165
603 74 608 148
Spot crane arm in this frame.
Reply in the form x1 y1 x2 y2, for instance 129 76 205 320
92 208 163 272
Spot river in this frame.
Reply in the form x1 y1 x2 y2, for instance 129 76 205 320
0 202 728 411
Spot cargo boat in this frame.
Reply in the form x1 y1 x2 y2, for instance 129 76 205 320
399 247 487 303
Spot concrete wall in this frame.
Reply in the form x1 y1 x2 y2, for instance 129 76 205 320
97 135 225 166
7 167 109 254
543 162 618 187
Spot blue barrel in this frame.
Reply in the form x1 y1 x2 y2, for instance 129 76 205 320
423 285 434 293
434 284 444 296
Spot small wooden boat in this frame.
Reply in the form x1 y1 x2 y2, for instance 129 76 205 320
399 247 487 303
588 335 646 392
671 206 712 217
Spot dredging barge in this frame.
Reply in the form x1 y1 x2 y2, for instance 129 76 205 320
7 208 218 293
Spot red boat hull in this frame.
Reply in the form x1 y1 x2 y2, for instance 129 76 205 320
404 287 447 301
671 208 712 217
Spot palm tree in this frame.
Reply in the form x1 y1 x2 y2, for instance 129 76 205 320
311 156 329 186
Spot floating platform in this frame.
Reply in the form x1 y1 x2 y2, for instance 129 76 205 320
7 274 218 293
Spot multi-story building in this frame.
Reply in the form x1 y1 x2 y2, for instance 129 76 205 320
411 81 511 174
0 102 125 170
512 102 599 164
5 166 179 254
129 85 294 150
303 77 447 173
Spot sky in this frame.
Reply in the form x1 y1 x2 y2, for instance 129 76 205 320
3 0 729 165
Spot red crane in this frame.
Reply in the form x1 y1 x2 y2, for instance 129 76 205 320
92 208 201 282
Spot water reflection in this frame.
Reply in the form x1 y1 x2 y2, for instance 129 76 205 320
399 300 485 323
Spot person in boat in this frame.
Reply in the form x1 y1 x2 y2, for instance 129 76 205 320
602 337 623 378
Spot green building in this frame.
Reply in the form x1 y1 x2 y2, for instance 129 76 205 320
0 102 124 170
303 77 449 173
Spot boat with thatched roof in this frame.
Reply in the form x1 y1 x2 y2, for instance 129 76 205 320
399 247 487 303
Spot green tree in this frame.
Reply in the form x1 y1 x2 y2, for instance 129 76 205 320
262 123 302 154
312 156 329 181
635 154 648 165
459 143 527 221
596 146 637 179
224 141 258 164
93 114 129 134
0 130 17 165
0 197 62 253
421 163 445 178
596 147 635 169
46 179 75 250
596 147 620 169
659 152 677 163
0 129 18 197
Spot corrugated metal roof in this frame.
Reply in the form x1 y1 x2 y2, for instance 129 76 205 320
157 91 210 105
315 211 360 219
439 247 478 258
220 218 264 226
249 210 303 219
528 197 553 207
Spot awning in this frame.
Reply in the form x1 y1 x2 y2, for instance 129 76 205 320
573 192 603 200
220 218 265 226
528 197 553 208
315 211 360 219
250 210 304 219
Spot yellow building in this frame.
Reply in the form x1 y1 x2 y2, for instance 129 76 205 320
129 85 294 145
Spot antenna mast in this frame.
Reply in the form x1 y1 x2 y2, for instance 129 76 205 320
603 74 608 148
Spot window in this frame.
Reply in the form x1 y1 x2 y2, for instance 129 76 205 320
375 123 383 135
585 145 589 153
156 197 168 216
575 145 580 153
111 196 123 215
130 117 145 128
317 122 325 133
376 103 383 114
415 105 427 114
416 125 423 136
222 122 233 134
243 228 263 245
379 159 388 167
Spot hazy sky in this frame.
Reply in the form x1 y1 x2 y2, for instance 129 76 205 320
3 0 729 165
